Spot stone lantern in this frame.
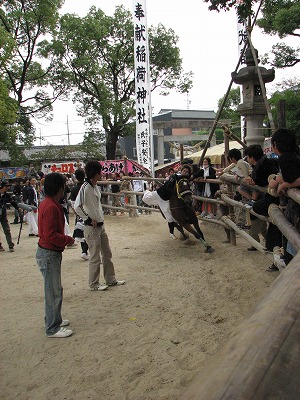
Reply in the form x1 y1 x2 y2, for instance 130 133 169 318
231 47 275 147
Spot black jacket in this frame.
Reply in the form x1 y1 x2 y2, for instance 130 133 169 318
251 156 278 187
0 193 18 219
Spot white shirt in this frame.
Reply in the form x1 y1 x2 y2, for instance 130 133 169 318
132 179 144 192
74 181 104 223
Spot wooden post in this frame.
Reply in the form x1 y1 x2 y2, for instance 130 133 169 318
180 144 184 163
278 99 286 128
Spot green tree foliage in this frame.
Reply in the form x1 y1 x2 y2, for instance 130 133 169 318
79 130 106 161
257 0 300 68
203 0 299 69
218 87 241 124
218 87 242 139
203 0 255 20
0 78 18 136
0 0 64 122
269 80 300 134
45 5 193 159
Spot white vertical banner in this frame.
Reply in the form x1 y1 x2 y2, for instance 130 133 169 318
236 16 247 65
236 16 247 141
132 0 154 175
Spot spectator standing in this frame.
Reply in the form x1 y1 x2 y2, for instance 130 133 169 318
26 176 39 237
110 173 122 215
244 144 280 252
120 172 138 217
36 173 75 338
70 168 89 260
0 181 18 252
132 172 144 214
74 161 125 291
197 157 219 218
11 179 23 224
269 128 300 267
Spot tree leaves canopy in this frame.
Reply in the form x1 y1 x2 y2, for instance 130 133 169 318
0 0 64 116
257 0 300 68
45 5 193 159
203 0 299 68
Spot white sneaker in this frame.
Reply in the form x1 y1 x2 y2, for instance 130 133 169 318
206 213 216 219
47 327 73 338
90 284 108 291
60 320 70 327
169 233 177 240
81 253 89 260
107 280 126 286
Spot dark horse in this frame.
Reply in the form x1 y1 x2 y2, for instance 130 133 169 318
169 177 214 253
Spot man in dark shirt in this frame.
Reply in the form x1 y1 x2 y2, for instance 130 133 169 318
0 181 18 252
11 179 23 224
244 145 280 253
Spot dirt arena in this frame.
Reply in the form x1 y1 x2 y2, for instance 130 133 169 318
0 210 278 400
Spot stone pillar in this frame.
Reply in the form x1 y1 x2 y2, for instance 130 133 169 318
157 129 165 166
231 48 275 147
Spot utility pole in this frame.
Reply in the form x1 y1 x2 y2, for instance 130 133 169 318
67 115 70 145
186 92 191 110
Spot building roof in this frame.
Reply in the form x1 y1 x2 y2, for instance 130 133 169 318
157 109 216 120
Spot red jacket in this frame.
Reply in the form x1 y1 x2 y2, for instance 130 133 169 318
38 197 74 252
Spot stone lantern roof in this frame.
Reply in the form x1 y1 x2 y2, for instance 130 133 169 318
232 48 275 85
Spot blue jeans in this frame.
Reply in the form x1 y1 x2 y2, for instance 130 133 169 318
36 247 63 336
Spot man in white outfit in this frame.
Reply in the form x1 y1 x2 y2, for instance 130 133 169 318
75 161 125 291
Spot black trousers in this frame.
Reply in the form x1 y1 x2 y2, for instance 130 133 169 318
251 194 282 251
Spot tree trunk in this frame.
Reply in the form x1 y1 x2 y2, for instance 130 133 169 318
105 131 119 160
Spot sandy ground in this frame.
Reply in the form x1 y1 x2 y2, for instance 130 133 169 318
0 210 278 400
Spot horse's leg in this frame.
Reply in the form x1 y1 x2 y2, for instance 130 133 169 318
173 222 189 240
182 207 214 253
191 218 214 253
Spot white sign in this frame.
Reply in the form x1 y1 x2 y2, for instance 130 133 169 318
236 16 247 65
132 0 153 174
41 161 84 175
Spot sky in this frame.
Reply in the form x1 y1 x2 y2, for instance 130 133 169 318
33 0 300 146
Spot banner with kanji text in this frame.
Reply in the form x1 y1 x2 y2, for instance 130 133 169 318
132 0 153 174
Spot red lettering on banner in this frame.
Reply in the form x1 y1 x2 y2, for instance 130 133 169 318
50 164 58 172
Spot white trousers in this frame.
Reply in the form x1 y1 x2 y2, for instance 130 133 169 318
142 190 176 223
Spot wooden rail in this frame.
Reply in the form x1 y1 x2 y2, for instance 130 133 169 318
181 251 300 400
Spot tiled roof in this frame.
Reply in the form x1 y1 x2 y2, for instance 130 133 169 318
158 109 216 120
